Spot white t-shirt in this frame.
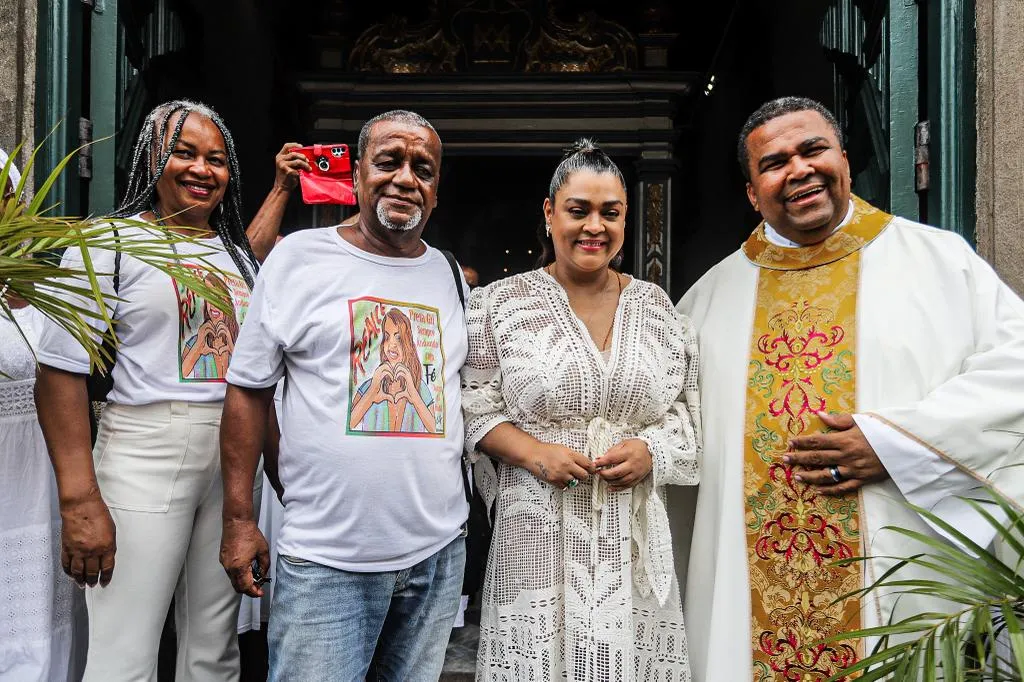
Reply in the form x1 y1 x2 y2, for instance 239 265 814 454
36 218 254 404
227 226 470 572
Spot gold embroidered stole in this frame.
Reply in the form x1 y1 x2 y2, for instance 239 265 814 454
742 196 893 681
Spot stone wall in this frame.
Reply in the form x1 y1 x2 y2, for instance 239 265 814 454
976 0 1024 296
0 0 36 191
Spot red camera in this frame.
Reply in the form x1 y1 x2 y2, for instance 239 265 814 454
293 144 356 205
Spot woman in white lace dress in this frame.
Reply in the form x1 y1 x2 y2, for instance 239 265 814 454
462 139 701 681
0 149 86 680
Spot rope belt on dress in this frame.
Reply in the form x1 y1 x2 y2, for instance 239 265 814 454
583 416 674 607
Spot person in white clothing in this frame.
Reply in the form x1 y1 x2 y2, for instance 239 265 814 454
34 100 261 682
462 138 701 681
0 148 87 681
219 110 469 682
677 96 1024 682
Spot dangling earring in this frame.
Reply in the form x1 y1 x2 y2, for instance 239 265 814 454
545 222 552 237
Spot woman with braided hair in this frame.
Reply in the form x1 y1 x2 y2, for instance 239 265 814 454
34 100 259 681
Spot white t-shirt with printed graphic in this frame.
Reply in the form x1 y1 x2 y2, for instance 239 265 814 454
227 226 470 572
36 218 253 404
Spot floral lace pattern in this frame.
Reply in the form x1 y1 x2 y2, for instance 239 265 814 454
1 309 40 417
1 305 82 677
463 270 700 682
0 524 75 642
0 307 40 382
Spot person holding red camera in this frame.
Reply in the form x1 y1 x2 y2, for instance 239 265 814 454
245 143 312 263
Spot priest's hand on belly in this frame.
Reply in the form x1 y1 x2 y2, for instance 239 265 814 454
783 412 890 496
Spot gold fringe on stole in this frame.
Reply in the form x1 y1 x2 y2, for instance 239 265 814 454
741 196 893 681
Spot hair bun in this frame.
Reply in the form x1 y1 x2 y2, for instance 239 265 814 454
563 137 600 158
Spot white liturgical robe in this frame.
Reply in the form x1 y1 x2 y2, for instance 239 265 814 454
676 214 1024 682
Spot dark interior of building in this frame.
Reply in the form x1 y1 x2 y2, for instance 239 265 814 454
101 0 877 301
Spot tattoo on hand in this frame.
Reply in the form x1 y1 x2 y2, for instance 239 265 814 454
535 461 549 479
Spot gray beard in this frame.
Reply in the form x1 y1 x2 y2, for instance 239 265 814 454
377 202 422 232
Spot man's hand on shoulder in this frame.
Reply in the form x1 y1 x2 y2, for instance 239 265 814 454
785 412 890 496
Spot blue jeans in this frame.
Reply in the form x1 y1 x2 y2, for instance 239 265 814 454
268 536 466 682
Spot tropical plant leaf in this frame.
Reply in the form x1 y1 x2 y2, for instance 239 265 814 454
1 138 239 374
818 486 1024 682
1002 603 1024 676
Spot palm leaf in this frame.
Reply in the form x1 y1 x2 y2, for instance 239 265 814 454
1 139 239 373
820 486 1024 682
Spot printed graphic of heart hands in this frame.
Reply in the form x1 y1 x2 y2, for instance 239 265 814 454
371 362 416 405
197 320 231 357
209 321 234 357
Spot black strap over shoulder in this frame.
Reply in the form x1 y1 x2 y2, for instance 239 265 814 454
86 227 121 442
439 248 472 507
112 227 122 294
440 249 465 310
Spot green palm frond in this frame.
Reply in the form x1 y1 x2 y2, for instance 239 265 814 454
0 138 235 373
823 487 1024 682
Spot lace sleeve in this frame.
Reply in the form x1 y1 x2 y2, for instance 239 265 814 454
461 284 511 461
637 298 701 487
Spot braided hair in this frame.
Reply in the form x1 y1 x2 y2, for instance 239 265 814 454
536 137 627 268
112 100 259 287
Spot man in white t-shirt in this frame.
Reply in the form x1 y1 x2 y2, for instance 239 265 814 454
219 110 469 681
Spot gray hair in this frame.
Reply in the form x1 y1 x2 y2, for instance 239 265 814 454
357 110 441 159
113 99 258 286
737 96 844 181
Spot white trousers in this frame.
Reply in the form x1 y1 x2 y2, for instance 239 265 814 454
83 401 239 682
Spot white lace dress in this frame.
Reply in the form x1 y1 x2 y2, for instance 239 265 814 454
462 270 701 682
0 307 86 681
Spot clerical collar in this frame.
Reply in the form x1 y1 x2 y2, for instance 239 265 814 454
763 200 855 248
742 195 894 270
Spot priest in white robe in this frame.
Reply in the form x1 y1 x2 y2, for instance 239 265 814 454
676 96 1024 682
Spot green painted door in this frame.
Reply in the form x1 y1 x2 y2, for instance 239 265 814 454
821 0 975 241
35 0 86 215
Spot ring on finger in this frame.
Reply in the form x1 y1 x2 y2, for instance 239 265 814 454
828 465 843 483
563 478 579 490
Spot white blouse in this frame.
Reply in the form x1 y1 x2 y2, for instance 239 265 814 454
35 219 253 405
462 269 701 681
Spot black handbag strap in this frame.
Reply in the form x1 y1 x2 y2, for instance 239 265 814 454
440 249 465 309
439 249 473 506
95 227 122 378
112 226 122 294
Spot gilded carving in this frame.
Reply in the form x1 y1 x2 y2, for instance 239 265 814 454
646 183 665 248
525 9 637 73
474 24 511 52
453 0 533 69
644 182 666 284
645 258 663 284
349 16 460 74
348 1 635 74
